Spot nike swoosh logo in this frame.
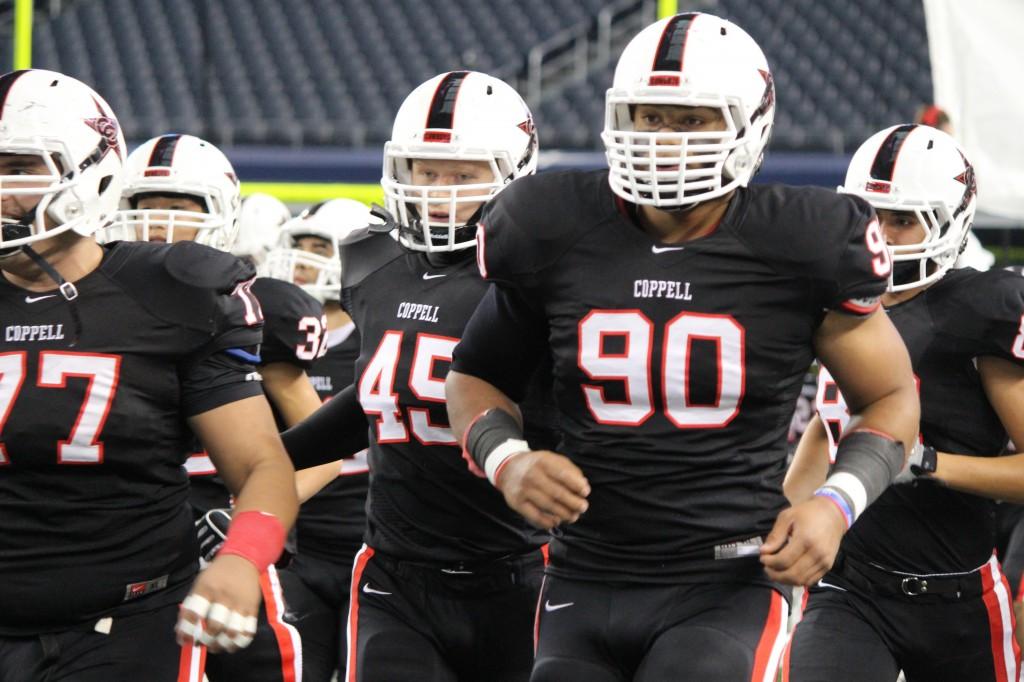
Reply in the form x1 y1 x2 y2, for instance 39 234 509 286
816 580 847 592
422 273 447 280
362 583 392 596
651 245 685 254
544 600 574 612
25 294 57 303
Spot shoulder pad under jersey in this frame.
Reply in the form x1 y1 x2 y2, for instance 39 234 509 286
102 240 256 334
478 170 606 285
340 229 406 289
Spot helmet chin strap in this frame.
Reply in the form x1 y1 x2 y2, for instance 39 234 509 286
2 205 83 346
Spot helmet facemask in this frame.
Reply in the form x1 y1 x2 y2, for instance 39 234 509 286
105 189 236 249
261 242 341 303
383 149 510 253
604 97 755 208
0 142 117 256
869 202 969 293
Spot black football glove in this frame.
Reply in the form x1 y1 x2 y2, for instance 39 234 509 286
195 508 232 564
893 442 938 485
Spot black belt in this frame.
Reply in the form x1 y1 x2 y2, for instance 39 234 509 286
371 547 544 592
835 552 985 600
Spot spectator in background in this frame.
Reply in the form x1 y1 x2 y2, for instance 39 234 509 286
915 104 953 135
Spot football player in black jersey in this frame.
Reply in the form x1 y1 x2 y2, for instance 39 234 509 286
109 133 325 681
0 70 297 681
263 199 371 682
272 71 553 682
444 14 920 682
782 126 1024 681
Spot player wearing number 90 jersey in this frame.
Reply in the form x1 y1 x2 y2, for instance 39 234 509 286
446 14 920 682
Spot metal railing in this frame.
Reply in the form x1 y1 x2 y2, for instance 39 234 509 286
512 0 655 106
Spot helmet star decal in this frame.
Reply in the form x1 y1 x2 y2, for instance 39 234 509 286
84 117 122 164
953 151 977 215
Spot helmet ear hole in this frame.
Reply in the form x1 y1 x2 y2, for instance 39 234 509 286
98 176 113 195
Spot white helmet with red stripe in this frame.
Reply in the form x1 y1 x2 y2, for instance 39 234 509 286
382 70 538 253
840 124 978 292
261 198 382 303
0 69 125 255
106 134 241 250
603 13 775 208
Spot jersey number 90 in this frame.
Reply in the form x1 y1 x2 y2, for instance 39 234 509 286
578 311 745 428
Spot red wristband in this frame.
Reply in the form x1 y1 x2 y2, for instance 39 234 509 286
218 511 286 572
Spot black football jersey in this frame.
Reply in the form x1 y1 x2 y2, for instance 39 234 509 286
0 240 263 634
819 267 1024 572
186 276 326 515
452 169 888 583
295 322 369 566
341 232 548 562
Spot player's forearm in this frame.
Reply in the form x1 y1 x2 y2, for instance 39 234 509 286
260 362 324 428
296 460 343 503
929 452 1024 503
230 448 299 529
784 417 831 504
848 381 919 459
445 370 522 442
280 384 369 469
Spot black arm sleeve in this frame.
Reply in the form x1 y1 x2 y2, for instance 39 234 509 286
451 283 549 403
279 384 369 469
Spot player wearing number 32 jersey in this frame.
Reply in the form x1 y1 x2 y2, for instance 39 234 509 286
446 13 919 682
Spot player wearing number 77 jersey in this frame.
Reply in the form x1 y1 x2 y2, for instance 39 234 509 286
0 70 297 681
782 126 1024 681
445 13 919 682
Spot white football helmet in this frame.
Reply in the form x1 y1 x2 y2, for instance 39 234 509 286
382 70 538 252
261 198 381 302
602 13 775 208
106 134 241 250
0 69 125 256
232 192 291 264
839 124 978 292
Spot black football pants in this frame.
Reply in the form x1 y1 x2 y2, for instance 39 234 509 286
345 545 544 682
532 574 789 682
784 555 1019 682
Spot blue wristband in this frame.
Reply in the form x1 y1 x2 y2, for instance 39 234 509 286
814 486 854 529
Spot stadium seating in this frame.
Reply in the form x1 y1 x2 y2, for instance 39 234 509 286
25 0 932 152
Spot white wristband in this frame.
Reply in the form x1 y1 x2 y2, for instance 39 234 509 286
822 471 868 522
484 438 531 486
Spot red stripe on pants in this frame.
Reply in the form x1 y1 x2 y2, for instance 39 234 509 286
346 546 375 682
751 590 784 682
177 643 206 682
261 565 300 682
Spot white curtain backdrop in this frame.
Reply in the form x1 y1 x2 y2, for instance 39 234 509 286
923 0 1024 220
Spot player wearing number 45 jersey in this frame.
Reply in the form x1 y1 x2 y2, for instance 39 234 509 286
782 126 1024 682
278 70 556 682
0 70 297 681
445 13 919 682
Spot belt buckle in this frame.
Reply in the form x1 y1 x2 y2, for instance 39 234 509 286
900 576 928 596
